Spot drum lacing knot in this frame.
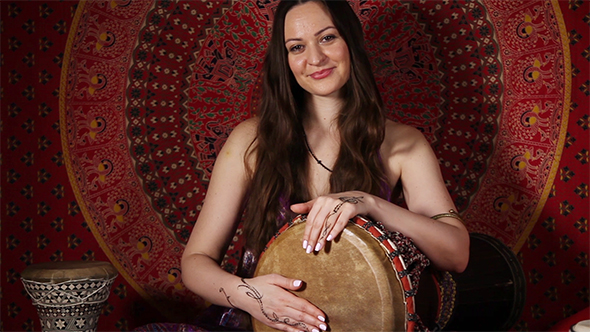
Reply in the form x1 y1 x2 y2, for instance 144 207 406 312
404 288 417 298
376 234 389 242
360 220 374 229
387 250 401 259
397 268 410 278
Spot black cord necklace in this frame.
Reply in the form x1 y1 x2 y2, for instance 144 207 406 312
303 133 333 173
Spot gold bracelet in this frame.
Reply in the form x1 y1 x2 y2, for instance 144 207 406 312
431 209 464 222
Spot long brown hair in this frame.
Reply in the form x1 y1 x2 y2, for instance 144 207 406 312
243 0 390 255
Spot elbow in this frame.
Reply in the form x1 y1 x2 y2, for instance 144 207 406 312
450 237 470 273
180 253 191 287
452 251 469 273
449 225 470 273
180 251 204 292
432 248 469 273
180 251 220 289
436 232 470 273
441 251 468 273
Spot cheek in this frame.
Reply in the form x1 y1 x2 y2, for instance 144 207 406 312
341 46 351 66
288 56 303 75
327 44 350 69
337 49 351 79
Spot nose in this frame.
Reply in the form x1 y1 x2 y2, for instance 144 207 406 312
307 44 326 66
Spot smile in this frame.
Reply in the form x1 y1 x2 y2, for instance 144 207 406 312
310 68 334 79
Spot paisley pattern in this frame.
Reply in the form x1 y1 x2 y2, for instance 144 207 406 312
58 0 570 323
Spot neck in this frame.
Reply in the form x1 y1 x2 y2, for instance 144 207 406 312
304 94 343 133
301 94 341 176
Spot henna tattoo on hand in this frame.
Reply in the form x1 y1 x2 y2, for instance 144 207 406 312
219 287 236 308
321 222 333 240
320 196 364 240
237 278 309 331
338 196 364 205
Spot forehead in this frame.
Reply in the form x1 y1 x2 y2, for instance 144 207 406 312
284 2 334 37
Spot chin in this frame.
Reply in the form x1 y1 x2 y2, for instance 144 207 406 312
305 85 345 98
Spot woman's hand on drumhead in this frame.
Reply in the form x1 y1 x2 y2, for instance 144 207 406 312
291 191 370 254
241 274 328 332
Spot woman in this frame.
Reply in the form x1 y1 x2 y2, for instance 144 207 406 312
181 1 469 331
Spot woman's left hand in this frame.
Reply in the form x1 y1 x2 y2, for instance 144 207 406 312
290 191 370 254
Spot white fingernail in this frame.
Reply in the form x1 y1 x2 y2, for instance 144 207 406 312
314 243 322 252
327 234 333 241
303 240 308 250
312 329 320 332
293 280 302 287
320 323 327 331
318 316 325 322
306 245 312 254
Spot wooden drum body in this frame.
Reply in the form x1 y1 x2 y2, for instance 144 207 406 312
443 233 526 331
253 215 418 332
416 233 526 331
21 261 118 332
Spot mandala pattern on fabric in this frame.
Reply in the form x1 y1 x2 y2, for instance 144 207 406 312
61 0 234 320
61 0 569 319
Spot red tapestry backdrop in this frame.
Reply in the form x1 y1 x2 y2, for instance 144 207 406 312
2 1 588 331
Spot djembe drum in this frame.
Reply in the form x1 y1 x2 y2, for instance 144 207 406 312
436 233 526 331
253 215 526 332
253 215 419 332
21 261 118 332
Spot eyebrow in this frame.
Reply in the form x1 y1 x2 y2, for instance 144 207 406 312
284 26 337 44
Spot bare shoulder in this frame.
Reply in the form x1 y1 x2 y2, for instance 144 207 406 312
380 120 433 185
228 117 258 144
222 118 258 156
382 120 430 157
210 117 259 176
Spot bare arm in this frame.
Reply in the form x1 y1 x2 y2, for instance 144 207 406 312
376 122 469 271
181 119 256 304
181 119 327 332
292 122 469 272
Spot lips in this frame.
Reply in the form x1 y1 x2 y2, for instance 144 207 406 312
310 68 334 79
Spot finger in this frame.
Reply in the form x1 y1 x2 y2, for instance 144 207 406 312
262 306 327 332
267 274 304 291
290 201 313 214
276 306 327 332
260 317 308 332
277 324 309 332
284 298 328 331
314 207 345 251
292 198 320 251
304 202 334 253
301 198 324 252
262 276 328 331
328 209 352 242
275 321 323 332
310 214 335 253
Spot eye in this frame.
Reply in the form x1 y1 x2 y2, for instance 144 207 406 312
288 44 304 53
321 34 336 43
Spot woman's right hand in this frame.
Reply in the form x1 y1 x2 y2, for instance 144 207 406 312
239 274 328 332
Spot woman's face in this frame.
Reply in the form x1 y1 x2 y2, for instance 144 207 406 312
284 1 351 99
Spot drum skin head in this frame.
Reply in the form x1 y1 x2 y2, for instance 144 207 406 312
253 221 406 331
21 261 118 283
